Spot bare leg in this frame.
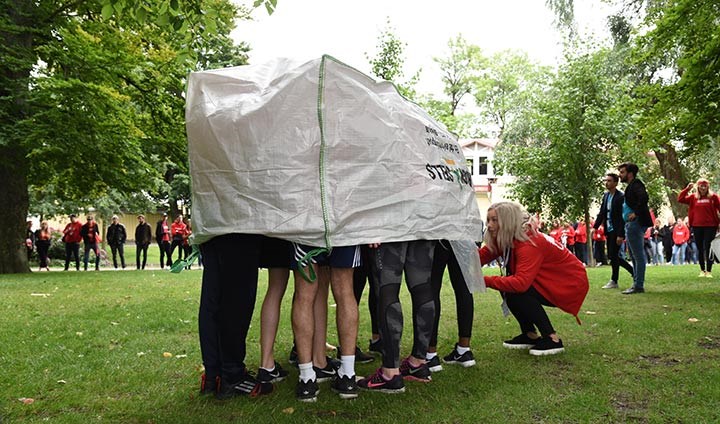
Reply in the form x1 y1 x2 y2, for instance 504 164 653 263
260 268 289 369
292 264 320 365
312 266 330 368
331 267 358 358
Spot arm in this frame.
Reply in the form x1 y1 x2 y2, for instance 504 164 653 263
478 245 500 265
678 184 693 204
484 242 543 293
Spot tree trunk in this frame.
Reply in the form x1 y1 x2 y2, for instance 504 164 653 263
0 146 30 273
654 142 688 219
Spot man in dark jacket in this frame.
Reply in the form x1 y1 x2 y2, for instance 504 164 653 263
106 215 127 269
135 214 153 270
594 173 634 289
618 162 652 294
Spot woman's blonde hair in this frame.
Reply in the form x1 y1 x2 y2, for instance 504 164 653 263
486 201 537 254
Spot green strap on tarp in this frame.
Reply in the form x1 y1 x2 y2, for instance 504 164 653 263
170 244 200 273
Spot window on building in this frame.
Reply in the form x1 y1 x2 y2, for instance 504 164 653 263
466 158 474 174
478 157 488 175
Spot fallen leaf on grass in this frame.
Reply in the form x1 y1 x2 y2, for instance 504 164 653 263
110 322 119 326
585 311 597 315
137 352 146 357
282 407 294 414
688 318 699 323
57 380 66 384
175 354 187 359
163 352 173 358
75 332 83 337
31 293 50 297
19 397 34 405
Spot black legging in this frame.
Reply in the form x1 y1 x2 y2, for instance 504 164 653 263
429 241 473 347
606 230 633 282
136 243 149 269
198 233 262 381
693 226 716 273
505 286 556 337
352 245 379 335
37 239 50 268
371 240 436 369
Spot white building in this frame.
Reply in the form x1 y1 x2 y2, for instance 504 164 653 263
461 138 514 216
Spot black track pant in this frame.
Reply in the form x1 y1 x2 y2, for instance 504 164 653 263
198 233 261 381
352 245 379 335
505 286 556 337
429 241 473 347
606 230 633 282
693 226 716 273
371 240 436 368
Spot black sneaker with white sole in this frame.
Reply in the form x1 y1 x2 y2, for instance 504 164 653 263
313 362 338 382
399 357 432 382
337 346 374 364
331 374 359 399
288 345 298 365
216 371 274 400
443 344 476 368
426 355 443 372
257 361 289 383
296 379 319 402
368 338 383 356
502 334 540 350
529 338 565 356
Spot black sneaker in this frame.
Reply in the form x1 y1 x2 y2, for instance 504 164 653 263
313 362 338 383
358 369 405 393
331 374 359 399
443 344 476 368
399 357 432 382
338 346 374 364
257 361 289 383
621 286 645 294
529 338 565 356
296 379 319 402
216 371 274 400
502 334 540 350
199 373 219 396
426 355 443 372
368 338 383 356
288 345 298 365
327 355 341 370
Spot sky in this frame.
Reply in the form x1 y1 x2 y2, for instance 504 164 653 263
232 0 614 96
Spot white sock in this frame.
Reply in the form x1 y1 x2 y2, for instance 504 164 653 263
298 362 315 383
456 345 470 355
260 365 274 372
338 355 355 378
426 352 437 360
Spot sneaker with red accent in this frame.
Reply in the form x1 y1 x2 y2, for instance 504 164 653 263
357 368 405 393
200 373 219 396
399 357 432 382
216 371 274 400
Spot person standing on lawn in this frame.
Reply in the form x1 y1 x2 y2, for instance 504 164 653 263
134 215 152 270
35 221 52 271
62 214 83 271
80 215 101 271
479 202 589 356
594 173 634 289
106 215 127 269
618 162 653 294
678 179 720 278
155 213 171 268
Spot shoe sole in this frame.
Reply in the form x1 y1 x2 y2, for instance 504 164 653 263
331 389 359 399
428 364 443 372
402 375 432 383
601 286 618 289
502 343 535 349
355 357 375 364
316 375 336 383
298 396 317 402
360 386 406 394
529 347 565 356
444 359 476 368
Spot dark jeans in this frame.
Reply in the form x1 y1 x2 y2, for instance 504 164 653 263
136 243 149 269
370 240 436 369
170 239 184 265
593 240 607 265
430 240 473 347
83 242 100 270
110 243 125 268
693 226 716 272
158 240 171 268
574 242 587 264
606 230 633 282
37 239 50 268
352 245 379 335
505 286 556 337
198 233 262 381
64 242 80 270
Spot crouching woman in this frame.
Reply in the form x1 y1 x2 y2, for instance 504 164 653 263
479 202 589 356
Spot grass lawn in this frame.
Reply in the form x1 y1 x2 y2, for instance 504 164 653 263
1 264 719 423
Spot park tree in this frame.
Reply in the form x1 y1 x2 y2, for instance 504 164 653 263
0 0 273 273
365 18 420 100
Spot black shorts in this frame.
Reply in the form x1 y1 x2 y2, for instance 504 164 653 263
259 236 293 269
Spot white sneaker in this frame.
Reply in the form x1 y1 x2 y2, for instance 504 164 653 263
601 280 618 289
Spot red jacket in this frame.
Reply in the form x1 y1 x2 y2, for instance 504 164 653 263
672 224 690 245
562 226 576 246
678 187 720 228
171 221 187 240
63 221 83 243
592 225 606 242
479 233 589 318
575 224 587 244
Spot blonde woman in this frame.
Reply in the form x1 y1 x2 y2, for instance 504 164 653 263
479 202 589 356
35 221 52 271
678 179 720 277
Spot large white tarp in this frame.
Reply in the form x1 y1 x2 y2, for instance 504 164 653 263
185 55 483 287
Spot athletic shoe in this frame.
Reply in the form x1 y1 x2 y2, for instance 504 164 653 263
529 338 565 356
327 355 341 370
288 345 298 365
358 369 405 393
707 273 713 279
216 371 274 400
296 379 319 402
338 346 374 364
502 334 539 350
199 373 219 396
257 361 289 383
699 272 707 277
399 357 432 382
426 355 443 372
368 338 383 356
442 344 476 368
331 374 359 399
602 280 618 289
313 362 337 383
621 286 644 294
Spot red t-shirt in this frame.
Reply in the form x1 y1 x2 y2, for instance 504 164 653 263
575 224 587 244
479 232 589 317
678 187 720 227
63 222 83 243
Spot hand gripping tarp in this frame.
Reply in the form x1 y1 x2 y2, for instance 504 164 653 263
185 55 484 290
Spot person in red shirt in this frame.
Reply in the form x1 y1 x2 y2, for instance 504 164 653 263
574 220 588 265
80 215 101 271
591 221 608 266
155 213 172 268
479 202 589 356
170 214 187 266
548 222 562 244
562 222 576 255
62 214 83 271
678 179 720 277
671 217 691 265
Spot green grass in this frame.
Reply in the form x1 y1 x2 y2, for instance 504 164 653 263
2 264 720 423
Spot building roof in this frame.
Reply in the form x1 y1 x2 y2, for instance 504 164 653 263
460 138 499 149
